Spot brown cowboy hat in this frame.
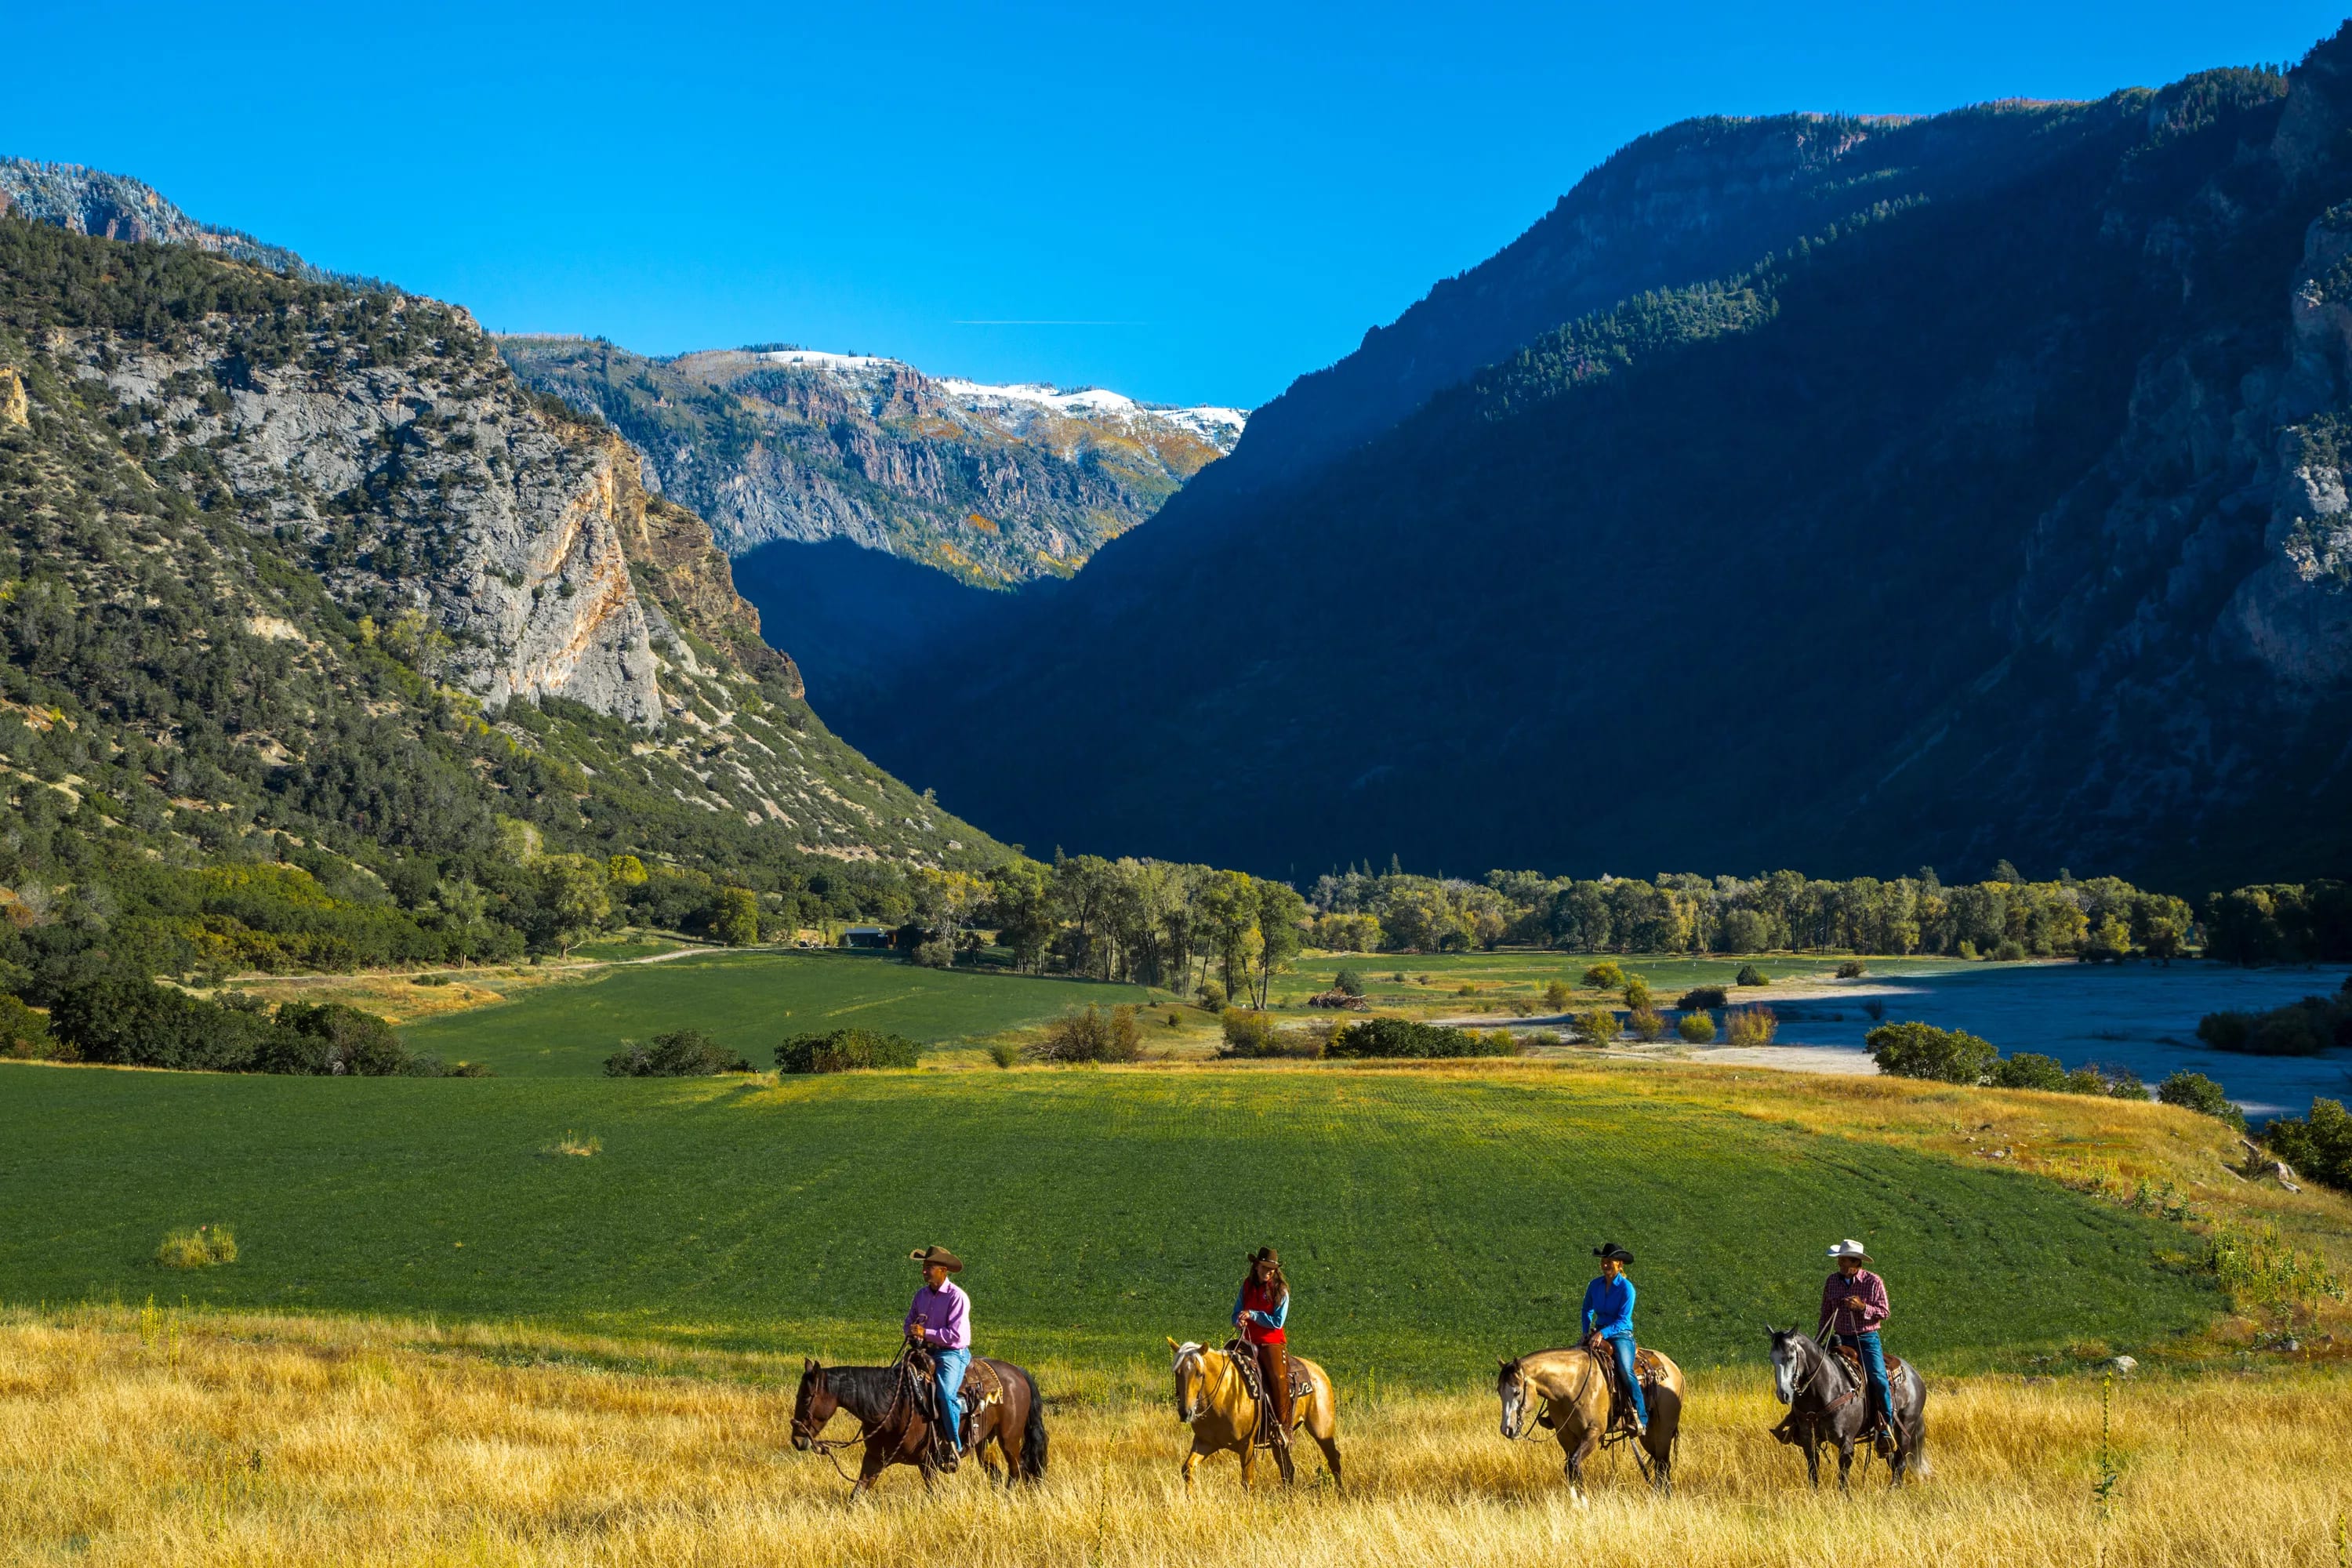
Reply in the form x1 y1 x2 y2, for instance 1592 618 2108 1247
909 1246 964 1272
1249 1246 1280 1266
1593 1242 1635 1265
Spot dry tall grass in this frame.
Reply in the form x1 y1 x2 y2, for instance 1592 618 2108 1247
4 1305 2347 1567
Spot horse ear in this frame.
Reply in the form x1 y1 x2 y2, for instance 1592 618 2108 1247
1166 1336 1182 1351
1497 1356 1512 1370
804 1356 817 1371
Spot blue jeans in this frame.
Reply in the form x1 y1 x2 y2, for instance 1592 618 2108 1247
1608 1334 1648 1425
931 1348 971 1450
1838 1332 1891 1427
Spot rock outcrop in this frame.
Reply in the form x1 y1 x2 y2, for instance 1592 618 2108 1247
501 338 1246 584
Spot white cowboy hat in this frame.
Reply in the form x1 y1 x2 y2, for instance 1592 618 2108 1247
1827 1240 1872 1263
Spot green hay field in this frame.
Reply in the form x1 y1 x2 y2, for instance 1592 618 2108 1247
0 1061 2216 1385
400 949 1155 1076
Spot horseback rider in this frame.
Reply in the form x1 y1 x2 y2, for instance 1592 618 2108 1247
1581 1241 1646 1437
1820 1239 1893 1443
904 1245 971 1472
1232 1246 1293 1446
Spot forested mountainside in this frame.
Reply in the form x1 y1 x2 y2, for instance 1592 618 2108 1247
499 336 1245 586
0 158 373 289
835 31 2352 891
0 217 1000 987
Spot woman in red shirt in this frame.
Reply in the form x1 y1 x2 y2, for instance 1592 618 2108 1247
1232 1246 1292 1439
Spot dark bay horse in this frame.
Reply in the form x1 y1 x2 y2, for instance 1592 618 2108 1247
1766 1328 1929 1489
791 1354 1048 1496
1497 1344 1683 1500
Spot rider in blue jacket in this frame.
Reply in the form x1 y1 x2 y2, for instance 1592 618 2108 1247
1581 1241 1646 1436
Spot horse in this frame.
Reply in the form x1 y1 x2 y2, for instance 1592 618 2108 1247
1765 1327 1929 1490
1495 1342 1683 1500
1165 1337 1343 1490
791 1352 1049 1497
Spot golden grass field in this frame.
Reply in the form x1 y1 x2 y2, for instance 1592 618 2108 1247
3 1305 2347 1568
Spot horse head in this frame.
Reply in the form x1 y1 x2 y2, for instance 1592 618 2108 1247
790 1357 833 1450
1167 1338 1213 1424
1495 1355 1538 1439
1765 1327 1808 1406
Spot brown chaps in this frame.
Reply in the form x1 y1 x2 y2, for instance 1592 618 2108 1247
1254 1341 1294 1435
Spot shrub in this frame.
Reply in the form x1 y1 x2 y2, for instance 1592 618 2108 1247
2265 1097 2352 1192
2062 1066 2111 1094
1862 999 1886 1021
263 1001 418 1076
546 1131 601 1157
1734 964 1770 987
0 993 56 1059
1835 959 1867 979
2158 1071 2246 1131
1541 979 1572 1011
1328 1017 1515 1059
610 1029 755 1076
1333 968 1367 997
1725 1007 1779 1047
1990 1051 2069 1091
1196 980 1227 1011
1677 986 1727 1011
1570 1009 1620 1047
1456 982 1477 997
156 1224 236 1269
1030 1004 1142 1064
1166 1011 1182 1027
2103 1066 2149 1101
1581 961 1625 990
775 1028 919 1074
1866 1021 1995 1083
1627 1006 1666 1041
1675 1011 1716 1044
2201 996 2347 1056
985 1039 1021 1069
1622 976 1653 1010
1957 940 1979 960
1991 938 2027 962
1220 1008 1279 1057
910 938 956 969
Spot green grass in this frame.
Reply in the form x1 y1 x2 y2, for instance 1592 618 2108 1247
400 950 1155 1076
1291 949 1981 1012
0 1062 2217 1385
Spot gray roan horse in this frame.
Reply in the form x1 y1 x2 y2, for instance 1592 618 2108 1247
1766 1327 1929 1489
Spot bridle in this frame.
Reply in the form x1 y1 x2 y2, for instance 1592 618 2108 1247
792 1351 924 1483
1500 1351 1597 1442
1172 1345 1214 1423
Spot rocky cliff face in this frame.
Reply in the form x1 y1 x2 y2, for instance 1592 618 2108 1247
0 214 994 874
501 338 1245 585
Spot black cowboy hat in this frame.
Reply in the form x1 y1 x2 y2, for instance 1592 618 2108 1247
1592 1242 1635 1265
1249 1246 1280 1265
909 1246 964 1272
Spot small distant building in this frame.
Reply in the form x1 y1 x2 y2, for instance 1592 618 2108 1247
840 925 893 949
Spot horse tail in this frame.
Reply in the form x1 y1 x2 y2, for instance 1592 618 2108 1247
1907 1394 1931 1478
1020 1367 1050 1479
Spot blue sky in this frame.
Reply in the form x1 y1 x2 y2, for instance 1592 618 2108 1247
10 2 2344 407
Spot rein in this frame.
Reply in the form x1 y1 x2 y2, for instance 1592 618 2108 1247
1504 1350 1598 1442
796 1350 924 1483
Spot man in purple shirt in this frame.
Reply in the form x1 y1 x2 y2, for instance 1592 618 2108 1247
905 1245 971 1470
1820 1239 1892 1439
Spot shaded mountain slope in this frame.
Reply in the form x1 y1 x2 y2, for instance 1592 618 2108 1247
837 42 2352 889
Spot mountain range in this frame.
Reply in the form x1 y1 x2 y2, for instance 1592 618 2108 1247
824 28 2352 891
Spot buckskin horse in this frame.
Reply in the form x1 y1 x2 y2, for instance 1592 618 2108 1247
791 1351 1048 1497
1166 1338 1343 1490
1766 1327 1929 1489
1496 1341 1684 1499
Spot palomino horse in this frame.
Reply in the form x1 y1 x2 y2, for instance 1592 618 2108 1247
1496 1343 1683 1498
791 1353 1049 1496
1166 1338 1343 1490
1766 1327 1929 1489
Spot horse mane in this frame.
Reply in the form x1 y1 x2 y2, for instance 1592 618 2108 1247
808 1363 908 1425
